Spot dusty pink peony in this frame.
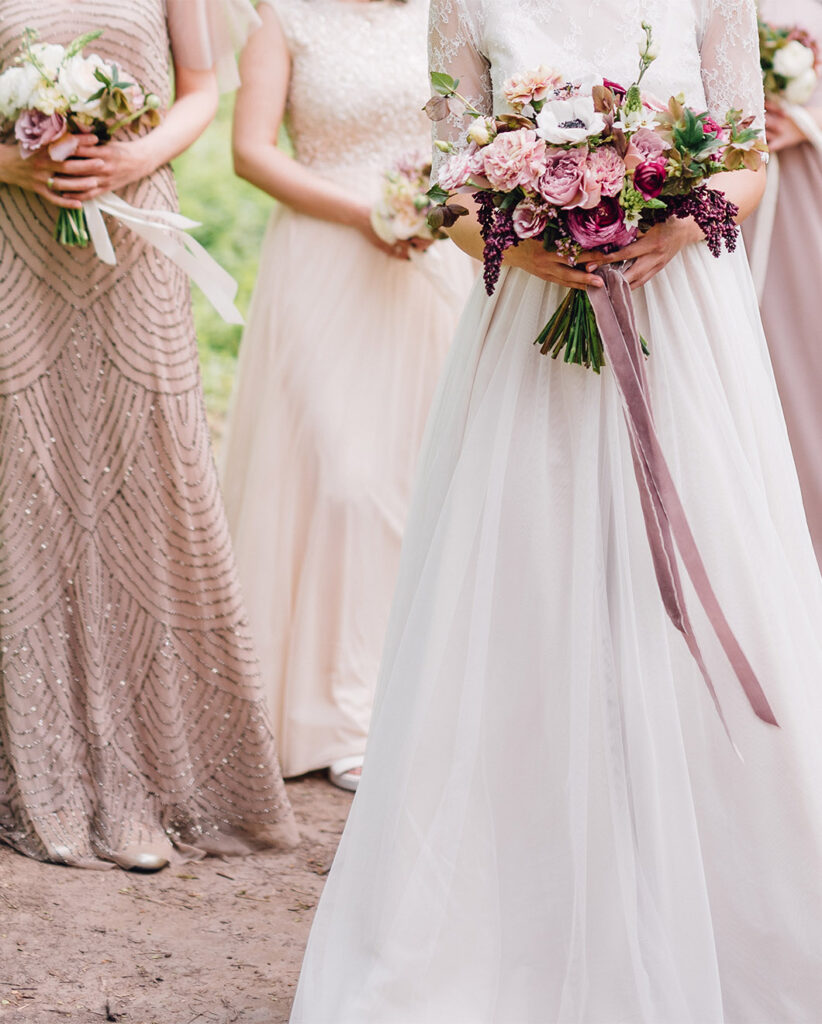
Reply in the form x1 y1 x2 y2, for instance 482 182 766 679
482 129 548 192
624 127 668 170
586 145 626 199
503 66 562 110
512 198 550 239
536 147 587 207
633 159 667 199
15 109 67 158
566 197 637 250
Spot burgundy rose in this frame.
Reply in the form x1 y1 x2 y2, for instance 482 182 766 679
566 197 637 250
15 109 66 158
603 78 627 99
633 159 667 199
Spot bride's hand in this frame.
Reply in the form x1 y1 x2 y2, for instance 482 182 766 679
586 218 701 290
506 238 605 290
0 142 98 210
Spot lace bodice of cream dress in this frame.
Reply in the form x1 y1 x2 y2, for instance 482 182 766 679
261 0 433 191
430 0 765 149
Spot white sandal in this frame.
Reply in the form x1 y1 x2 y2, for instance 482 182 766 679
328 756 364 792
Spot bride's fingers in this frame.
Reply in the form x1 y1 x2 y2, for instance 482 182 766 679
49 175 100 193
51 157 106 176
34 185 83 210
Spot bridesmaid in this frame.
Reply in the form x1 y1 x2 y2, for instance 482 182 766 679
0 0 297 871
220 0 474 791
743 0 822 569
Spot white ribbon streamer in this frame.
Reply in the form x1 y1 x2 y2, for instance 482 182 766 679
750 103 822 301
81 193 244 325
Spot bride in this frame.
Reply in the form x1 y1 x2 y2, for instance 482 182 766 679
290 0 822 1021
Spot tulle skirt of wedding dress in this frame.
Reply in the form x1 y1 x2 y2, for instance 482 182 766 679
291 242 822 1023
220 207 475 777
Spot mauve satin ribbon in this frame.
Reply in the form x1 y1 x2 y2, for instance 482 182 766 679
587 265 778 742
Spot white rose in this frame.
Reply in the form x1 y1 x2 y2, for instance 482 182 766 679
784 66 818 105
536 96 605 145
29 80 68 116
58 54 108 116
773 40 816 80
29 43 66 80
466 116 496 147
0 65 40 119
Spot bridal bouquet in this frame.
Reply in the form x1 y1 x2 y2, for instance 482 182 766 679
759 18 820 105
0 28 161 248
371 153 445 245
425 23 766 371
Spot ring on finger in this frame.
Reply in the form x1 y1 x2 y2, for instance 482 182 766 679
47 177 56 191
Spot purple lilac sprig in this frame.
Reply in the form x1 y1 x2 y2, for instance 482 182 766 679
475 191 520 296
668 186 740 258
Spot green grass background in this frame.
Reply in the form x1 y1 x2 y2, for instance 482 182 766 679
173 98 273 443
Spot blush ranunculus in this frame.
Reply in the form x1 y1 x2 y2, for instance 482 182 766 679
536 147 586 207
566 197 637 250
503 66 562 110
15 109 67 158
633 159 667 199
512 198 550 239
586 145 626 198
481 129 548 192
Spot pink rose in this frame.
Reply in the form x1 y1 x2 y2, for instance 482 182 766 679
15 110 67 158
512 198 549 239
624 127 668 170
481 129 548 192
633 159 667 199
536 147 586 207
586 146 626 199
566 197 637 250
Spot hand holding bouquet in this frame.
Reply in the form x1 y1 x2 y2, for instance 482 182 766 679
426 23 766 372
0 28 160 248
371 153 445 248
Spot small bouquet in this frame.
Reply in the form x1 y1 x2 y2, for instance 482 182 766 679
371 153 445 246
759 18 820 105
425 23 766 372
0 28 160 249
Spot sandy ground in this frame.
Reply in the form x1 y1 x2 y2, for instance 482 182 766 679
0 775 353 1024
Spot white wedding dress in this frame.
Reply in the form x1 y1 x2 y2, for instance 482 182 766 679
291 1 822 1021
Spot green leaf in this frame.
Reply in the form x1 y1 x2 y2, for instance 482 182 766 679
430 71 459 96
426 183 450 204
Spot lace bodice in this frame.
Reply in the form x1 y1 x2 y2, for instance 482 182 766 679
429 0 765 149
260 0 433 192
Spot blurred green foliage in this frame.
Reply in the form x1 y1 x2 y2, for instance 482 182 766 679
173 97 273 439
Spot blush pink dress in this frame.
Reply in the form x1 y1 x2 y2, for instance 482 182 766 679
743 0 822 569
0 0 297 869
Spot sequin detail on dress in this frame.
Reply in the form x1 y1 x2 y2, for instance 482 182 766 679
0 0 297 868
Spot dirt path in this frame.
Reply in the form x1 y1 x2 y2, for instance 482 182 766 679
0 776 352 1024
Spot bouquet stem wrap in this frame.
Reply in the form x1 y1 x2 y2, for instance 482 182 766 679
750 104 822 299
82 193 244 325
588 265 778 748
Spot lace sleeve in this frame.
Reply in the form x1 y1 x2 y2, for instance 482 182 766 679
428 0 492 164
167 0 262 92
699 0 765 131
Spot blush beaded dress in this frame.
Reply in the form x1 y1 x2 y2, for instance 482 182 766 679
290 0 822 1020
0 0 298 869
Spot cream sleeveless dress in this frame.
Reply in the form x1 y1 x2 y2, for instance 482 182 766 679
220 0 475 779
0 0 297 869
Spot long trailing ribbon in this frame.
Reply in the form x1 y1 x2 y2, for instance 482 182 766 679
82 193 244 325
750 102 822 300
587 265 779 748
